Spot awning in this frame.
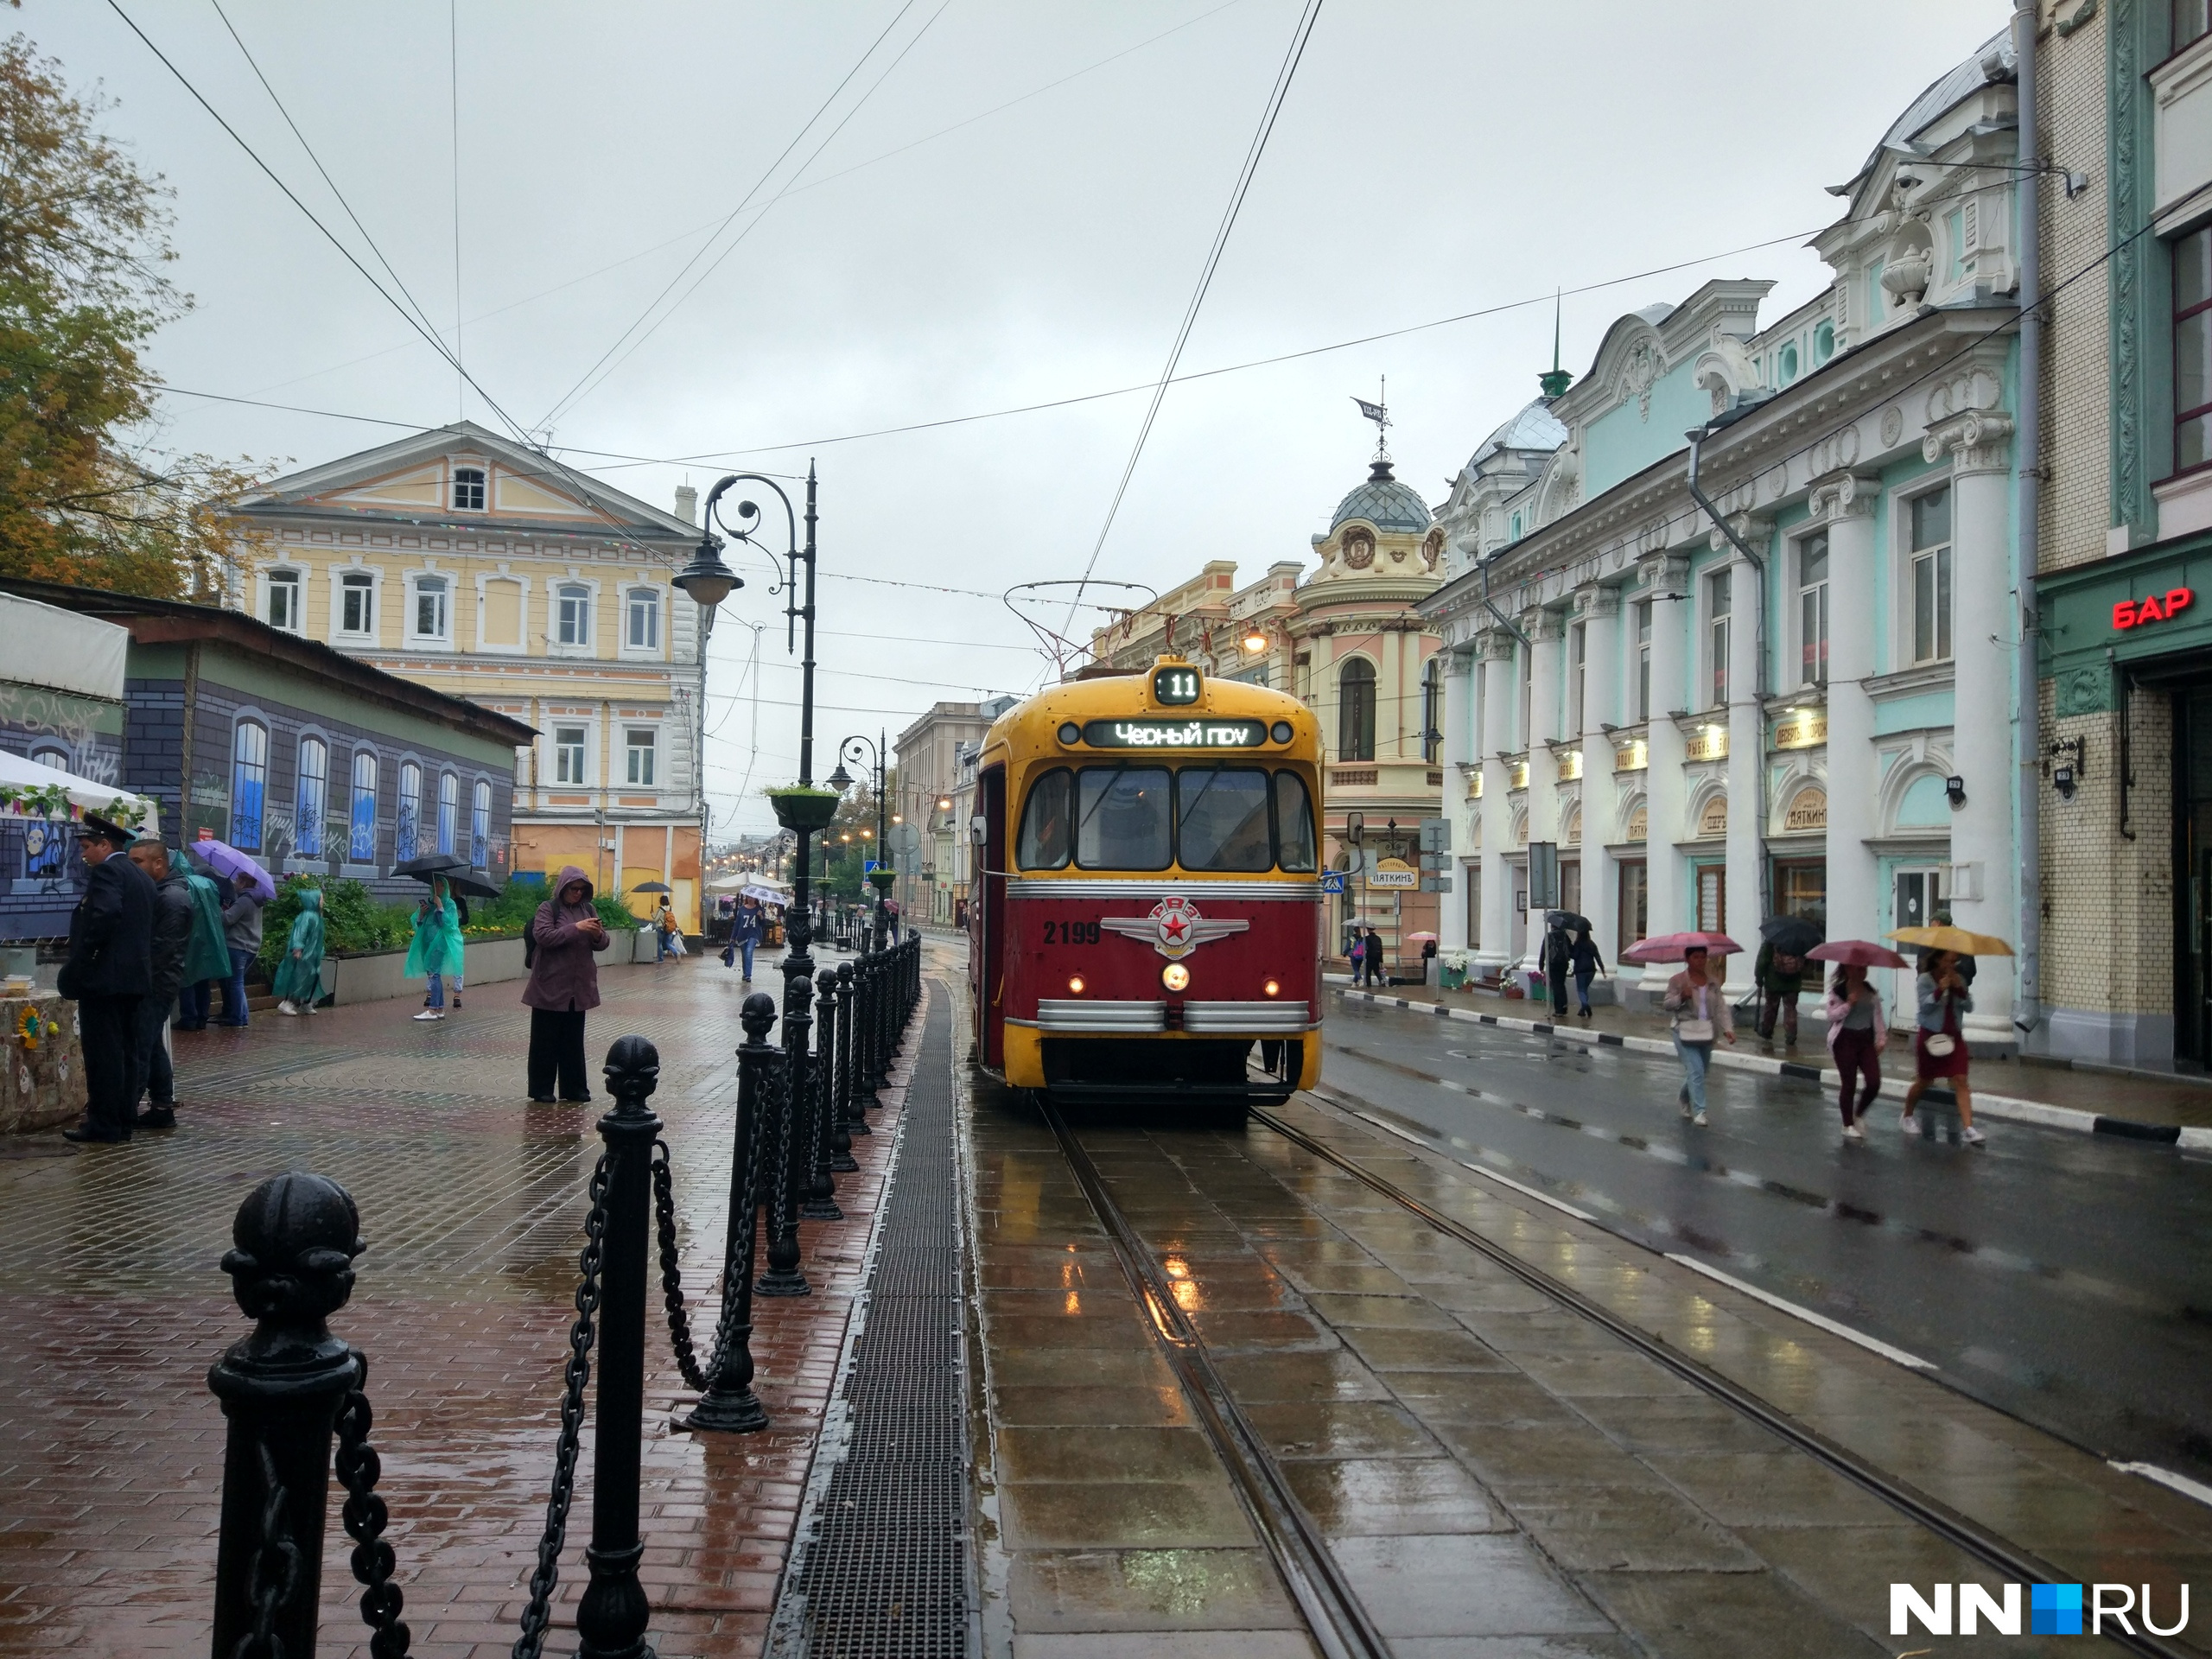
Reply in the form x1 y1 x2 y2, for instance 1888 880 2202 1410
0 749 158 836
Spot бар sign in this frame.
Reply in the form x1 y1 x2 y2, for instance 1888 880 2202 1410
2113 588 2195 630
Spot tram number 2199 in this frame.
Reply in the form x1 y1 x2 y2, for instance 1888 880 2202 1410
1041 919 1102 945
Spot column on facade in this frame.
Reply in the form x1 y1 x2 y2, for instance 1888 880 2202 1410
1930 411 2018 1045
1574 585 1623 990
1812 471 1882 967
1439 643 1478 956
1640 555 1691 944
1722 528 1768 998
1474 630 1517 973
1521 605 1567 974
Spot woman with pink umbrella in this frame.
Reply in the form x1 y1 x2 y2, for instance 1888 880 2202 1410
1809 940 1907 1142
1623 931 1739 1127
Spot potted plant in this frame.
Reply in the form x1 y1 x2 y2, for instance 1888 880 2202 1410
766 785 842 832
868 866 897 893
1438 948 1470 991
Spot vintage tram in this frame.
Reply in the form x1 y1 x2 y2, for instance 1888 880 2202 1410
967 654 1325 1111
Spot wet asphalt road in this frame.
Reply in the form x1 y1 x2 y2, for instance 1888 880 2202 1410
1322 993 2212 1486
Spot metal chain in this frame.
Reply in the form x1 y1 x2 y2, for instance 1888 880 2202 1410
230 1439 302 1659
703 1065 773 1374
511 1150 612 1659
652 1138 708 1392
766 1049 797 1243
335 1355 413 1658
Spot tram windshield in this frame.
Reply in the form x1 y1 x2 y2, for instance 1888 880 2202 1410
1015 765 1317 873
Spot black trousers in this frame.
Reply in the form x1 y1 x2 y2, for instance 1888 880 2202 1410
79 995 143 1137
134 993 175 1107
528 1008 590 1101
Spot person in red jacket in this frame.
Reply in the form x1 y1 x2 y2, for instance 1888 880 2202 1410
523 866 608 1103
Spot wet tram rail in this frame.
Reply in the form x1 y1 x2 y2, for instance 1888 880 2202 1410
961 989 2212 1656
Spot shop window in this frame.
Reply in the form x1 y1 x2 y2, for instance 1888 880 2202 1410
1909 487 1954 664
2176 226 2212 472
231 721 268 851
340 571 374 635
1617 861 1648 961
349 751 378 861
471 779 491 868
1707 569 1732 709
295 736 327 858
453 466 486 512
1338 658 1376 762
1696 865 1726 932
1776 860 1826 919
397 761 423 861
1798 532 1829 686
554 726 588 785
1465 864 1482 951
437 772 458 855
266 569 301 632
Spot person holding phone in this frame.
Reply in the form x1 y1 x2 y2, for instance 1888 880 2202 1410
1902 948 1980 1144
524 866 610 1103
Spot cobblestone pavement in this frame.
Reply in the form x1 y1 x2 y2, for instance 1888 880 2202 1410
0 955 913 1658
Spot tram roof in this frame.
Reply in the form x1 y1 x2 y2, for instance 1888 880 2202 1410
981 657 1318 764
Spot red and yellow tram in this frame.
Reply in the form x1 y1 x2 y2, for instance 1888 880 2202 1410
968 655 1325 1110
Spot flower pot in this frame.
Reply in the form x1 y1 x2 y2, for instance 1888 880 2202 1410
868 867 897 893
767 787 842 831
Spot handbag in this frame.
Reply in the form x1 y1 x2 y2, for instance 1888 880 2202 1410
1924 1033 1957 1058
1677 1018 1715 1043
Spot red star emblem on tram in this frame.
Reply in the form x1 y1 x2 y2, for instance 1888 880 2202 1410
1100 894 1249 961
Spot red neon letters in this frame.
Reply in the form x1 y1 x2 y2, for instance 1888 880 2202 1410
2114 587 2196 630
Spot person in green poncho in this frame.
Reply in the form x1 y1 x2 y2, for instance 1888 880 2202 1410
176 869 232 1028
274 887 326 1016
405 876 466 1021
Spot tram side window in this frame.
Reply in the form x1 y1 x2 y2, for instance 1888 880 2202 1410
1017 767 1074 869
1177 768 1273 872
1076 766 1172 870
1274 772 1318 871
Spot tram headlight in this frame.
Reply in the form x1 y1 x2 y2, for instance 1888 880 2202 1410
1263 979 1280 997
1161 963 1191 992
1270 721 1293 743
1067 976 1085 995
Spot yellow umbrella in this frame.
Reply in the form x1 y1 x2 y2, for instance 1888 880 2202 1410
1887 925 2014 957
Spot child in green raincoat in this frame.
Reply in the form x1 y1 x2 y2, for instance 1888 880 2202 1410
274 887 326 1016
406 876 466 1021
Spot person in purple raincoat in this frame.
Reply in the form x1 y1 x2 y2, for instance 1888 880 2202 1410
523 865 608 1103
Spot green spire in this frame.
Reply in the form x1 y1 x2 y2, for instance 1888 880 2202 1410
1539 290 1572 399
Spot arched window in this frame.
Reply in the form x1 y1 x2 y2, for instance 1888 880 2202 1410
349 750 379 861
556 583 592 646
626 588 660 650
471 779 492 869
25 744 70 875
265 569 302 632
397 761 423 861
231 721 269 851
1338 658 1376 762
436 772 458 856
295 737 327 858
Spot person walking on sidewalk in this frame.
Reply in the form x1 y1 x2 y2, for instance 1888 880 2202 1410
1663 944 1734 1128
1543 920 1572 1021
124 836 194 1131
216 878 263 1027
1363 927 1386 988
727 898 763 981
524 866 609 1103
56 814 155 1144
653 894 677 961
1902 949 1981 1144
274 887 326 1016
175 864 230 1031
1753 939 1808 1046
406 875 466 1021
1824 963 1886 1142
1568 925 1605 1021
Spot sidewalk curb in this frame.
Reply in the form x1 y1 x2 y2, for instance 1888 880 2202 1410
1328 982 2212 1152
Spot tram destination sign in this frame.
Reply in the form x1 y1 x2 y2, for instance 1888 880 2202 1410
1081 717 1268 749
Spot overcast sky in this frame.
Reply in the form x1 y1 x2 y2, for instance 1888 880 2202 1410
22 0 2006 836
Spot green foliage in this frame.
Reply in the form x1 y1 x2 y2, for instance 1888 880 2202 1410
594 893 639 931
251 874 634 975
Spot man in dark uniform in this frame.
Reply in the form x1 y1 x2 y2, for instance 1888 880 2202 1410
55 813 156 1143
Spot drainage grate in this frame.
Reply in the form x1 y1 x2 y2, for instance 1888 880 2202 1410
772 991 967 1659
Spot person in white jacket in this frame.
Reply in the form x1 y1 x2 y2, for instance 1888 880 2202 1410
1824 963 1887 1142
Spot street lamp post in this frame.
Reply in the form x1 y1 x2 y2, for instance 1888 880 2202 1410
827 731 891 952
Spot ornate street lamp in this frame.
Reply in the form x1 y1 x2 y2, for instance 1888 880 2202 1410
830 731 893 950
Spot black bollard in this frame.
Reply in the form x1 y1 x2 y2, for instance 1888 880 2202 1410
837 962 869 1138
825 968 858 1173
801 969 845 1217
686 995 776 1433
573 1037 662 1659
209 1174 366 1659
755 1021 810 1298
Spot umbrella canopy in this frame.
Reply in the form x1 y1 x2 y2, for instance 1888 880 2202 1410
1620 931 1743 965
1544 910 1592 933
186 836 276 901
1405 931 1439 943
1807 938 1910 969
1888 925 2014 957
1759 913 1825 956
632 880 673 894
739 882 789 906
393 854 499 899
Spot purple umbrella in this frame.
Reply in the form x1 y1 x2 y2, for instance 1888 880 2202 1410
188 836 276 901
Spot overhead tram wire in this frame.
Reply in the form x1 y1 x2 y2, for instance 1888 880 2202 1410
533 0 927 432
1061 0 1325 642
546 0 957 423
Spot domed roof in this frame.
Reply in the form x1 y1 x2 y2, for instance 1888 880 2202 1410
1331 458 1432 533
1465 398 1567 474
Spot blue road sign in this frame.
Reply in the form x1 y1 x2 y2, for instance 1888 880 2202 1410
1320 871 1348 894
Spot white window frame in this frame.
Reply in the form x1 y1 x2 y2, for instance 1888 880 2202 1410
336 568 378 640
1706 568 1732 710
1634 600 1653 722
623 585 664 656
408 571 452 645
624 726 659 788
1567 620 1586 736
1899 480 1955 669
1795 530 1830 688
551 724 591 787
451 461 488 513
263 566 304 634
550 577 600 656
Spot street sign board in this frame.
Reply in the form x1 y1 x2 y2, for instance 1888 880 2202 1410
1419 817 1451 853
1319 871 1348 894
1421 875 1453 893
1368 857 1418 891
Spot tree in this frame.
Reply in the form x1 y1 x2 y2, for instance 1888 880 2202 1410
0 34 268 597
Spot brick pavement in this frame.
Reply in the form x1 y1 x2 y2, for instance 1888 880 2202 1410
0 956 924 1658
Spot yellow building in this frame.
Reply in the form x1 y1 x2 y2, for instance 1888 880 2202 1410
226 423 709 927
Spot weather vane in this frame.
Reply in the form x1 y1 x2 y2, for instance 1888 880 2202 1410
1351 376 1389 463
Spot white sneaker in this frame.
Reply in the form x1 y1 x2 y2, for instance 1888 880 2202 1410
1961 1126 1986 1145
276 1001 297 1016
1898 1113 1917 1133
1692 1111 1708 1128
1842 1123 1865 1142
412 1009 443 1021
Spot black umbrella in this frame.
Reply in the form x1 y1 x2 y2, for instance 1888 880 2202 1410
1544 910 1592 933
394 855 500 900
1759 913 1825 957
632 880 673 893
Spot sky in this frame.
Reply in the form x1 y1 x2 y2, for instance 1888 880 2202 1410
18 0 2009 837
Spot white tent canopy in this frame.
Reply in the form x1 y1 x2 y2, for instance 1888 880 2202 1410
0 749 158 836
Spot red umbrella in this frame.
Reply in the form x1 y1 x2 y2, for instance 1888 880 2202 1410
1619 931 1742 965
1807 938 1910 969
